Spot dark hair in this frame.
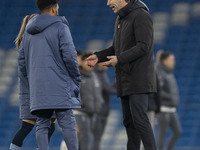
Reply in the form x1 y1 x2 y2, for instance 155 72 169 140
36 0 59 11
125 0 131 2
76 49 82 56
159 51 173 64
81 53 92 61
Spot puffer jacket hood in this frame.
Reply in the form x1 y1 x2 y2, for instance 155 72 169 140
118 0 149 18
26 14 69 35
133 0 149 11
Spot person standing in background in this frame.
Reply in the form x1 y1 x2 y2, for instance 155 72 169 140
147 75 161 130
140 75 160 150
86 0 157 149
10 14 56 150
91 62 116 150
75 53 100 150
156 50 182 150
76 50 83 67
18 0 81 149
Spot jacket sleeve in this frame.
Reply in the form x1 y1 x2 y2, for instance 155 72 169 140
157 71 172 101
154 74 161 113
95 46 115 63
118 11 153 64
18 42 27 77
59 25 81 84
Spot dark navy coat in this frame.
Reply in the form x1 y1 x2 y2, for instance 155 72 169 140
18 14 81 114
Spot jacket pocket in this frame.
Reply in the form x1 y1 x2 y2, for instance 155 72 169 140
71 80 80 98
129 61 135 72
74 84 80 98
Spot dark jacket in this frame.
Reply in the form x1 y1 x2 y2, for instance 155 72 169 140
94 68 116 116
95 0 156 97
79 68 102 115
156 64 179 107
148 74 160 113
18 14 81 114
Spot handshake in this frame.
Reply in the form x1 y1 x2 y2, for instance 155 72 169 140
86 54 118 67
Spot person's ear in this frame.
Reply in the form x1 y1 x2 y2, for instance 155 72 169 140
52 7 55 14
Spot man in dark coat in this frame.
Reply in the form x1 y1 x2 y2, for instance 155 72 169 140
86 0 157 149
18 0 81 150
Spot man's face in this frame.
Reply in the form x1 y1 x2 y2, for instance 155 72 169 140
107 0 125 13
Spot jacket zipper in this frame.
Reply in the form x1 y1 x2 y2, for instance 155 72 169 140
117 19 122 96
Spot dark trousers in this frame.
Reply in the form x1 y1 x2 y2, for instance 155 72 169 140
158 112 182 150
36 109 78 150
91 114 108 150
75 112 93 150
121 94 157 150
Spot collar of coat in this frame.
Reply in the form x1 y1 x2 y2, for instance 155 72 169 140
80 67 92 77
117 0 149 19
158 64 173 73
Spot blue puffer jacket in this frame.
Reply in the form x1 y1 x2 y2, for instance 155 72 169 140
18 14 81 114
18 68 36 119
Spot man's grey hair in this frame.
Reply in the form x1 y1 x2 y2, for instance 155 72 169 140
125 0 131 3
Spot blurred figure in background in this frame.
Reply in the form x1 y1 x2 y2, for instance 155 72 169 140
91 62 116 150
10 14 56 150
75 53 97 150
156 50 182 150
147 73 161 130
76 49 83 67
60 141 68 150
140 75 161 150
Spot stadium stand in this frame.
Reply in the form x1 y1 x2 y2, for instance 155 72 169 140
0 0 200 149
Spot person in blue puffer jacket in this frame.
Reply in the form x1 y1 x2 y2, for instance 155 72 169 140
18 0 81 150
10 14 56 150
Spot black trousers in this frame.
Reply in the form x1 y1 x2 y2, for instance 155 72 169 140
121 94 157 150
91 114 108 150
158 112 182 150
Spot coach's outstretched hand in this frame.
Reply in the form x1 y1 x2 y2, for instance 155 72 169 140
86 54 98 67
103 56 118 67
